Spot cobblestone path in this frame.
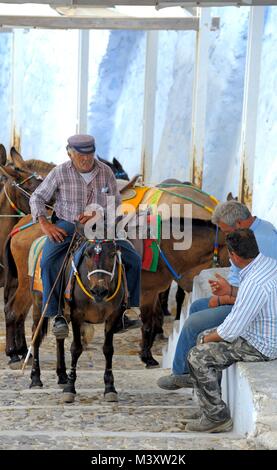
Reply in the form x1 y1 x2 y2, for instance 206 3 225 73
0 289 258 450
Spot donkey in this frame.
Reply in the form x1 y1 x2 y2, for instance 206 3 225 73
30 228 128 403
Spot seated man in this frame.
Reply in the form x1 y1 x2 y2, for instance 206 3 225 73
30 134 142 339
158 200 277 390
186 229 277 432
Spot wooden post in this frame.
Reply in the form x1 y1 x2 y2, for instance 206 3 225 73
189 8 211 188
238 6 265 209
76 29 89 133
140 30 158 183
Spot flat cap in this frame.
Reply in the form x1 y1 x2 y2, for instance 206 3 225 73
67 134 95 154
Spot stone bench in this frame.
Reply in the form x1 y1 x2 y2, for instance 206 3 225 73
162 268 277 448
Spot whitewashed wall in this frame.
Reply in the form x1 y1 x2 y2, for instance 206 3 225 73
0 6 276 224
252 6 277 224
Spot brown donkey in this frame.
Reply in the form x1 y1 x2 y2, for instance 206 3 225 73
30 233 127 402
4 214 229 369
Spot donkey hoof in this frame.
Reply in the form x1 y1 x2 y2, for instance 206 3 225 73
30 381 43 389
145 359 160 369
104 392 118 402
156 333 168 341
62 392 75 404
58 383 66 390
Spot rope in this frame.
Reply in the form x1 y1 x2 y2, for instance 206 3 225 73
212 224 220 267
155 187 215 214
3 185 26 216
157 182 219 204
154 241 182 281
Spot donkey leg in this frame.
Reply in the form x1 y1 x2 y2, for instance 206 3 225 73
29 324 46 388
30 340 43 388
62 320 82 404
56 338 68 387
159 287 171 316
9 277 32 359
29 297 48 388
5 311 21 366
103 323 118 402
175 286 186 321
139 306 159 369
15 317 28 358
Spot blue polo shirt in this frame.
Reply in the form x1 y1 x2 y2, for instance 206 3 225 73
228 217 277 287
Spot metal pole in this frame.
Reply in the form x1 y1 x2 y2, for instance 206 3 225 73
76 29 90 134
238 6 265 209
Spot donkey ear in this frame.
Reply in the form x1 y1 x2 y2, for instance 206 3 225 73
0 144 7 166
112 157 123 170
226 192 238 201
10 146 26 169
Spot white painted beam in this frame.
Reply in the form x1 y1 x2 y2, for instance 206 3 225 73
10 29 23 151
0 1 273 5
141 31 159 183
238 6 265 208
189 8 211 188
0 15 200 30
76 29 89 134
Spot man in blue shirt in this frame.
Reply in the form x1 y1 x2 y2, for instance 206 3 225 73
158 201 277 391
186 229 277 433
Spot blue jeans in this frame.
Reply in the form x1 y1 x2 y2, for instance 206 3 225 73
41 219 76 317
172 297 233 375
41 220 142 317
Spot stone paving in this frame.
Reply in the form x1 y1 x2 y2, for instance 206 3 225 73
0 288 261 450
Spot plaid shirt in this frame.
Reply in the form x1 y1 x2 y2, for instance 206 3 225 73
30 159 122 223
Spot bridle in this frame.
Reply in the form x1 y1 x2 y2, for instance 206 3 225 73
71 239 124 302
0 172 52 217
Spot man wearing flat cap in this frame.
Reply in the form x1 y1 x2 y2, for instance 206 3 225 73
30 134 141 339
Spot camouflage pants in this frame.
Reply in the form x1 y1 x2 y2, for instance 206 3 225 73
187 337 269 422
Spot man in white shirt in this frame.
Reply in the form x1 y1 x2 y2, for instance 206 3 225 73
185 229 277 433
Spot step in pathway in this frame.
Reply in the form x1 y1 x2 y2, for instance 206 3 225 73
0 289 261 450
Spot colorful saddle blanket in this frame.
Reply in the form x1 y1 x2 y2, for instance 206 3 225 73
29 213 162 297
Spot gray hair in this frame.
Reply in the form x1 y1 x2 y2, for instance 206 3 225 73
212 201 251 227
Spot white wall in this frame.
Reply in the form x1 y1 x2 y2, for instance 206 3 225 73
0 6 276 224
252 6 277 225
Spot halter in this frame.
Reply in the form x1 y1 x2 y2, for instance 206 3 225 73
71 240 123 302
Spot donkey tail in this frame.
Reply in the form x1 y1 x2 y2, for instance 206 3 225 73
81 322 95 349
3 235 18 306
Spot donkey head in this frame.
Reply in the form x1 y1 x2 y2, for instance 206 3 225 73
0 163 44 215
82 240 119 302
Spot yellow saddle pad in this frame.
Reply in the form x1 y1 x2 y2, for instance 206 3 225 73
120 186 150 212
